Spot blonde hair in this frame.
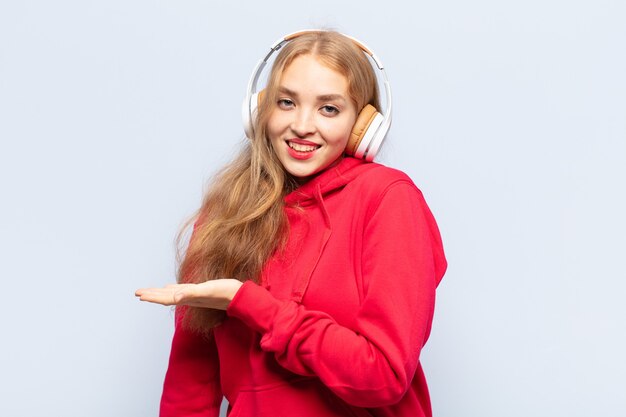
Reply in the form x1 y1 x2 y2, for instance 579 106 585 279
178 31 381 333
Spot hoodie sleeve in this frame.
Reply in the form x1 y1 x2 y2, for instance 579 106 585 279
226 181 447 408
160 308 223 417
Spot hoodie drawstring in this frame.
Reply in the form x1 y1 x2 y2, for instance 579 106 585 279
290 184 333 303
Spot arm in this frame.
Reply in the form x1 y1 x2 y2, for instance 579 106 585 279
226 182 446 407
160 307 223 417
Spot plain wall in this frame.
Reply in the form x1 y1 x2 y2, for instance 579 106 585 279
1 1 624 416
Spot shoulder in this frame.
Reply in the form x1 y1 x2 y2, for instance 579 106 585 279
336 162 427 220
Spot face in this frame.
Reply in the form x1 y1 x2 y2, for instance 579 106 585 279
267 54 358 181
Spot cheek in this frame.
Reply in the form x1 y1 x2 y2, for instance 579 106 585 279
267 112 288 141
319 118 355 146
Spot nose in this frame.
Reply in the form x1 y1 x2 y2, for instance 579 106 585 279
290 108 316 137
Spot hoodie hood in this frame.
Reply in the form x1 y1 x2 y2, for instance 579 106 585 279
282 156 447 288
284 156 373 208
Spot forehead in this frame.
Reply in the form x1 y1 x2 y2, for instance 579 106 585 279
279 54 349 94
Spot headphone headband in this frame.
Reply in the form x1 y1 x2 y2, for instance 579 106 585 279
242 30 392 162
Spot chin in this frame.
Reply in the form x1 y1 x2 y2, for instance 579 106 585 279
287 167 318 179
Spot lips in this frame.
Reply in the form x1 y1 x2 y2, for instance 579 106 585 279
285 139 321 160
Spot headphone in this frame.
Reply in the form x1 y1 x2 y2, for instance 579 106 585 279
241 30 392 162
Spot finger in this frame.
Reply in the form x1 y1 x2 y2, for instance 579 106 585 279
135 286 174 297
136 283 189 298
135 288 152 296
138 288 179 306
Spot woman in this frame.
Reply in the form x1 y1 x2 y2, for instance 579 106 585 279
136 30 447 417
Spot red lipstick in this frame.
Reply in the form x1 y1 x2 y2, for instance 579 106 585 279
285 139 320 160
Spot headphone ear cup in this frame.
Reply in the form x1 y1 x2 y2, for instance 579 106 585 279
346 104 381 158
257 89 265 108
242 89 266 140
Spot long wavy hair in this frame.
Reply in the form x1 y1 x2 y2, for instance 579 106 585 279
177 30 381 333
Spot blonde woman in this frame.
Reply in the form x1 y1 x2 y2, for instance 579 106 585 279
136 30 447 417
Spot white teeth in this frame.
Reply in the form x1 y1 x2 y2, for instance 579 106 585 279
288 142 318 152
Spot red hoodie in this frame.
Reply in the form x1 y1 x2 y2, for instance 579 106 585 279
160 157 447 417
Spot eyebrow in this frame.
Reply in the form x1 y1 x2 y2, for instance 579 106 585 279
278 86 348 103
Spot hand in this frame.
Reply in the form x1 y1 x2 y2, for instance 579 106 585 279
135 279 243 310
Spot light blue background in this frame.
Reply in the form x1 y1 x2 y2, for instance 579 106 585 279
1 1 624 416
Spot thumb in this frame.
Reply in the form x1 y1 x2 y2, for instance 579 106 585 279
173 289 188 304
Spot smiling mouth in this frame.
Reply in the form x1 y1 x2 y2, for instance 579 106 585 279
287 140 321 153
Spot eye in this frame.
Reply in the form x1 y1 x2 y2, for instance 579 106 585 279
277 98 294 109
320 105 339 116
